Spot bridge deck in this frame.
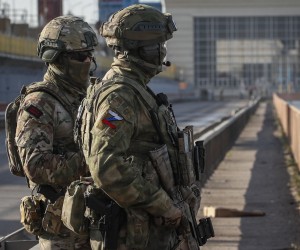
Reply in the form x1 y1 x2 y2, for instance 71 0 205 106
198 101 300 249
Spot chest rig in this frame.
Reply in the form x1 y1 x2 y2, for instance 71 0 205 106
75 75 200 187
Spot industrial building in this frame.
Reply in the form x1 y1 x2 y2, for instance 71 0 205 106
165 0 300 97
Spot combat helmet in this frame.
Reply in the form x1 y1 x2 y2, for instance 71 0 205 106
37 15 98 63
100 4 177 50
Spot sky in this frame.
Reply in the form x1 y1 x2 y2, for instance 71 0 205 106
4 0 100 26
3 0 161 27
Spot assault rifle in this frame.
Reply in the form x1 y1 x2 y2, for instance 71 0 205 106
149 142 214 249
189 207 214 246
173 194 214 248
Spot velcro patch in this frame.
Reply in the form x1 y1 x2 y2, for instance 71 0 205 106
25 105 43 118
96 109 123 130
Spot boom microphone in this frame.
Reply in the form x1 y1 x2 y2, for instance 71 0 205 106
163 61 171 67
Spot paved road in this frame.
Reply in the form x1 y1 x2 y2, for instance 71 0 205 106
0 99 250 237
198 101 300 249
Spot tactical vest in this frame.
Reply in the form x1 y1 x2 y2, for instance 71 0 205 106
5 81 74 177
76 75 197 187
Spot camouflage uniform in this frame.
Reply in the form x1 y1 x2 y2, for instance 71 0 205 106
79 5 200 250
16 15 98 250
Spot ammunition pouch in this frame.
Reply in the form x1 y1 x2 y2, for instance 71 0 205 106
149 144 175 195
42 196 64 235
20 195 46 236
193 141 205 180
61 179 93 236
177 126 196 186
178 126 205 185
61 177 126 249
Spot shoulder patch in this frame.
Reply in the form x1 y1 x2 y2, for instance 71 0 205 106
95 109 124 130
25 104 43 118
102 110 123 129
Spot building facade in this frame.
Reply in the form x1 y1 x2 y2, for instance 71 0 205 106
38 0 63 27
99 0 162 22
165 0 300 96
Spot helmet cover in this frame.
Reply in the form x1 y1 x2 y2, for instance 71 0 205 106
38 15 98 62
100 4 177 50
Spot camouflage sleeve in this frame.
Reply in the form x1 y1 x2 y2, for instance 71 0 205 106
88 86 174 217
15 92 84 186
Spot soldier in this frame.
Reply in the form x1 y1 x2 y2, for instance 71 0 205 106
76 4 205 250
15 16 98 249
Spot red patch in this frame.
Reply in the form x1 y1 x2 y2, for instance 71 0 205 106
26 105 43 118
102 119 116 129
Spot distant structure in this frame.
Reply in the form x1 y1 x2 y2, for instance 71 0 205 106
166 0 300 97
38 0 63 27
98 0 162 23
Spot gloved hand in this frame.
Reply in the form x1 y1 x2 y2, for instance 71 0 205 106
154 205 182 229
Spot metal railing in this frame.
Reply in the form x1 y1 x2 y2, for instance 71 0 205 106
0 227 38 250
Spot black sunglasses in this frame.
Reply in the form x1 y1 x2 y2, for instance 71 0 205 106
67 51 94 62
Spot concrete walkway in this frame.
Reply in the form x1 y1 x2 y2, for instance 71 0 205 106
198 101 300 250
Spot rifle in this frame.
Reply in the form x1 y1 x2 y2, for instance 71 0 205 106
149 143 214 249
84 189 125 250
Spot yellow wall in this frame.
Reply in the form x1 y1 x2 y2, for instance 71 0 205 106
0 33 36 57
0 33 177 79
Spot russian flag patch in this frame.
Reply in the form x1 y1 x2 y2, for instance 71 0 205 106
102 110 123 129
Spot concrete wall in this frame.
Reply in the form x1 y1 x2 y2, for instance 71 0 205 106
165 0 300 86
273 93 300 171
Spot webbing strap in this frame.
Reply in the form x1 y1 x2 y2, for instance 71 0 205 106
25 82 74 121
88 75 158 112
112 75 157 109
